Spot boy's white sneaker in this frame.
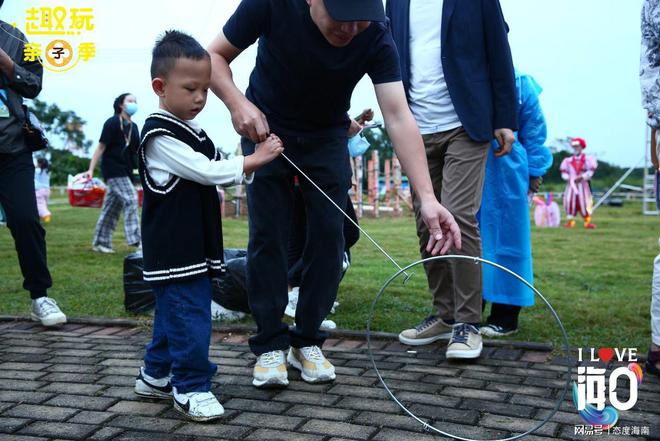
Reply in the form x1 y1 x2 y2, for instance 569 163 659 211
31 297 67 327
252 350 289 388
134 367 172 399
287 346 336 383
172 387 224 422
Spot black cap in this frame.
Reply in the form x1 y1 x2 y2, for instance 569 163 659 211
324 0 385 22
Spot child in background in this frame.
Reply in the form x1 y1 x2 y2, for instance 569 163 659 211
34 157 52 223
133 30 283 422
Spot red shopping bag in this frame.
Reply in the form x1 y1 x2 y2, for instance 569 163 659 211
67 175 106 208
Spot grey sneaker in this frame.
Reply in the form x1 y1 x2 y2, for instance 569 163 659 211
446 323 482 359
31 297 67 327
398 315 453 346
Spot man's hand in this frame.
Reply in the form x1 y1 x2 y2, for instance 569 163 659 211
419 198 462 255
493 128 515 157
355 108 374 126
529 176 543 193
230 97 270 143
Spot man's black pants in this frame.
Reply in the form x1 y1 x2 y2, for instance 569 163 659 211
0 150 52 299
242 135 350 356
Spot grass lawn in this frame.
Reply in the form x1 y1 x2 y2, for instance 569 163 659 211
0 195 656 353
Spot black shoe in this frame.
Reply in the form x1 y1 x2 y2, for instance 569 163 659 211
480 324 518 338
645 350 660 378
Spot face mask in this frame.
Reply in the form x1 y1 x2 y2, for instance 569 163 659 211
124 102 138 116
348 133 370 157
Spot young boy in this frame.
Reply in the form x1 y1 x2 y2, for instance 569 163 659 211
133 30 283 421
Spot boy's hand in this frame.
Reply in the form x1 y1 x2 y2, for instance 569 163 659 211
243 134 284 176
256 134 284 161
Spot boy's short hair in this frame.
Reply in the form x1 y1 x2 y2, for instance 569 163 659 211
151 30 210 79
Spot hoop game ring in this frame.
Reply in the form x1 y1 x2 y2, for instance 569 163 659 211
366 255 572 441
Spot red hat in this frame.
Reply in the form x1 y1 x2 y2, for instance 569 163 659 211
570 137 587 149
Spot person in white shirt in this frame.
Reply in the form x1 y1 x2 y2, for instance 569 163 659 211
388 0 517 359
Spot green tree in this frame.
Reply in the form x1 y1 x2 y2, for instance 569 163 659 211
29 99 93 153
28 99 94 185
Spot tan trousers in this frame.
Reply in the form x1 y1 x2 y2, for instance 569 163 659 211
412 127 489 324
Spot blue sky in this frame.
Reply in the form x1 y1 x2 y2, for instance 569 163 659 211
0 0 647 166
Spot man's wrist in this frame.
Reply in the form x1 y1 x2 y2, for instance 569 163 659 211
417 191 437 206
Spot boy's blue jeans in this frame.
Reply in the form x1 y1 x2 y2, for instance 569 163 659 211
143 276 217 394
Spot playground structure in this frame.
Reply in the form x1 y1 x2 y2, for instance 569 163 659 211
351 150 411 218
226 140 411 219
591 125 658 216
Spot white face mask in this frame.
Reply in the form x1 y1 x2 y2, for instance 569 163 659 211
348 133 370 157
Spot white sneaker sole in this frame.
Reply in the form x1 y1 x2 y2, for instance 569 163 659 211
287 351 336 383
252 375 289 388
446 342 483 359
92 246 114 254
173 401 224 422
31 312 67 327
134 379 172 400
398 331 452 346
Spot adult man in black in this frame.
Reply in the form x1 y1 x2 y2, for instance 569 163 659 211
0 3 67 326
208 0 461 387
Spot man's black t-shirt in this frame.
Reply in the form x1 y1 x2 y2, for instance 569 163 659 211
223 0 401 138
99 116 139 180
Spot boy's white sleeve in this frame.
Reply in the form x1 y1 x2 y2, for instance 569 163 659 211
145 135 254 186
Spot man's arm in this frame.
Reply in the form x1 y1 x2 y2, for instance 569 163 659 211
208 31 270 143
641 0 660 126
0 38 42 99
374 81 461 255
482 0 516 156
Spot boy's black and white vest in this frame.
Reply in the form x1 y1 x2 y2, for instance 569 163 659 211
138 113 225 285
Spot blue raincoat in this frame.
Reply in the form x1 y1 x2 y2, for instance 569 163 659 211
477 72 553 307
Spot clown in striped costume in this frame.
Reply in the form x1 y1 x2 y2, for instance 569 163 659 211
560 137 597 229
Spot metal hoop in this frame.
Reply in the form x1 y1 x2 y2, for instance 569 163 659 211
366 255 572 441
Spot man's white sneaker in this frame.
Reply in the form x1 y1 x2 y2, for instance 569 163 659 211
172 387 224 422
92 244 115 254
252 350 289 388
134 367 172 399
287 346 336 383
31 297 67 327
284 287 299 318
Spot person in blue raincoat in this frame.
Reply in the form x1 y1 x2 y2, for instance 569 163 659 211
478 71 553 337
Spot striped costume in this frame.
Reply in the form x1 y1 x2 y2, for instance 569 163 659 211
560 153 597 222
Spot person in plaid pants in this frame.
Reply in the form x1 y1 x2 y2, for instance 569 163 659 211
86 93 141 253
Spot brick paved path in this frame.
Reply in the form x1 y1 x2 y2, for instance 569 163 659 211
0 320 658 440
